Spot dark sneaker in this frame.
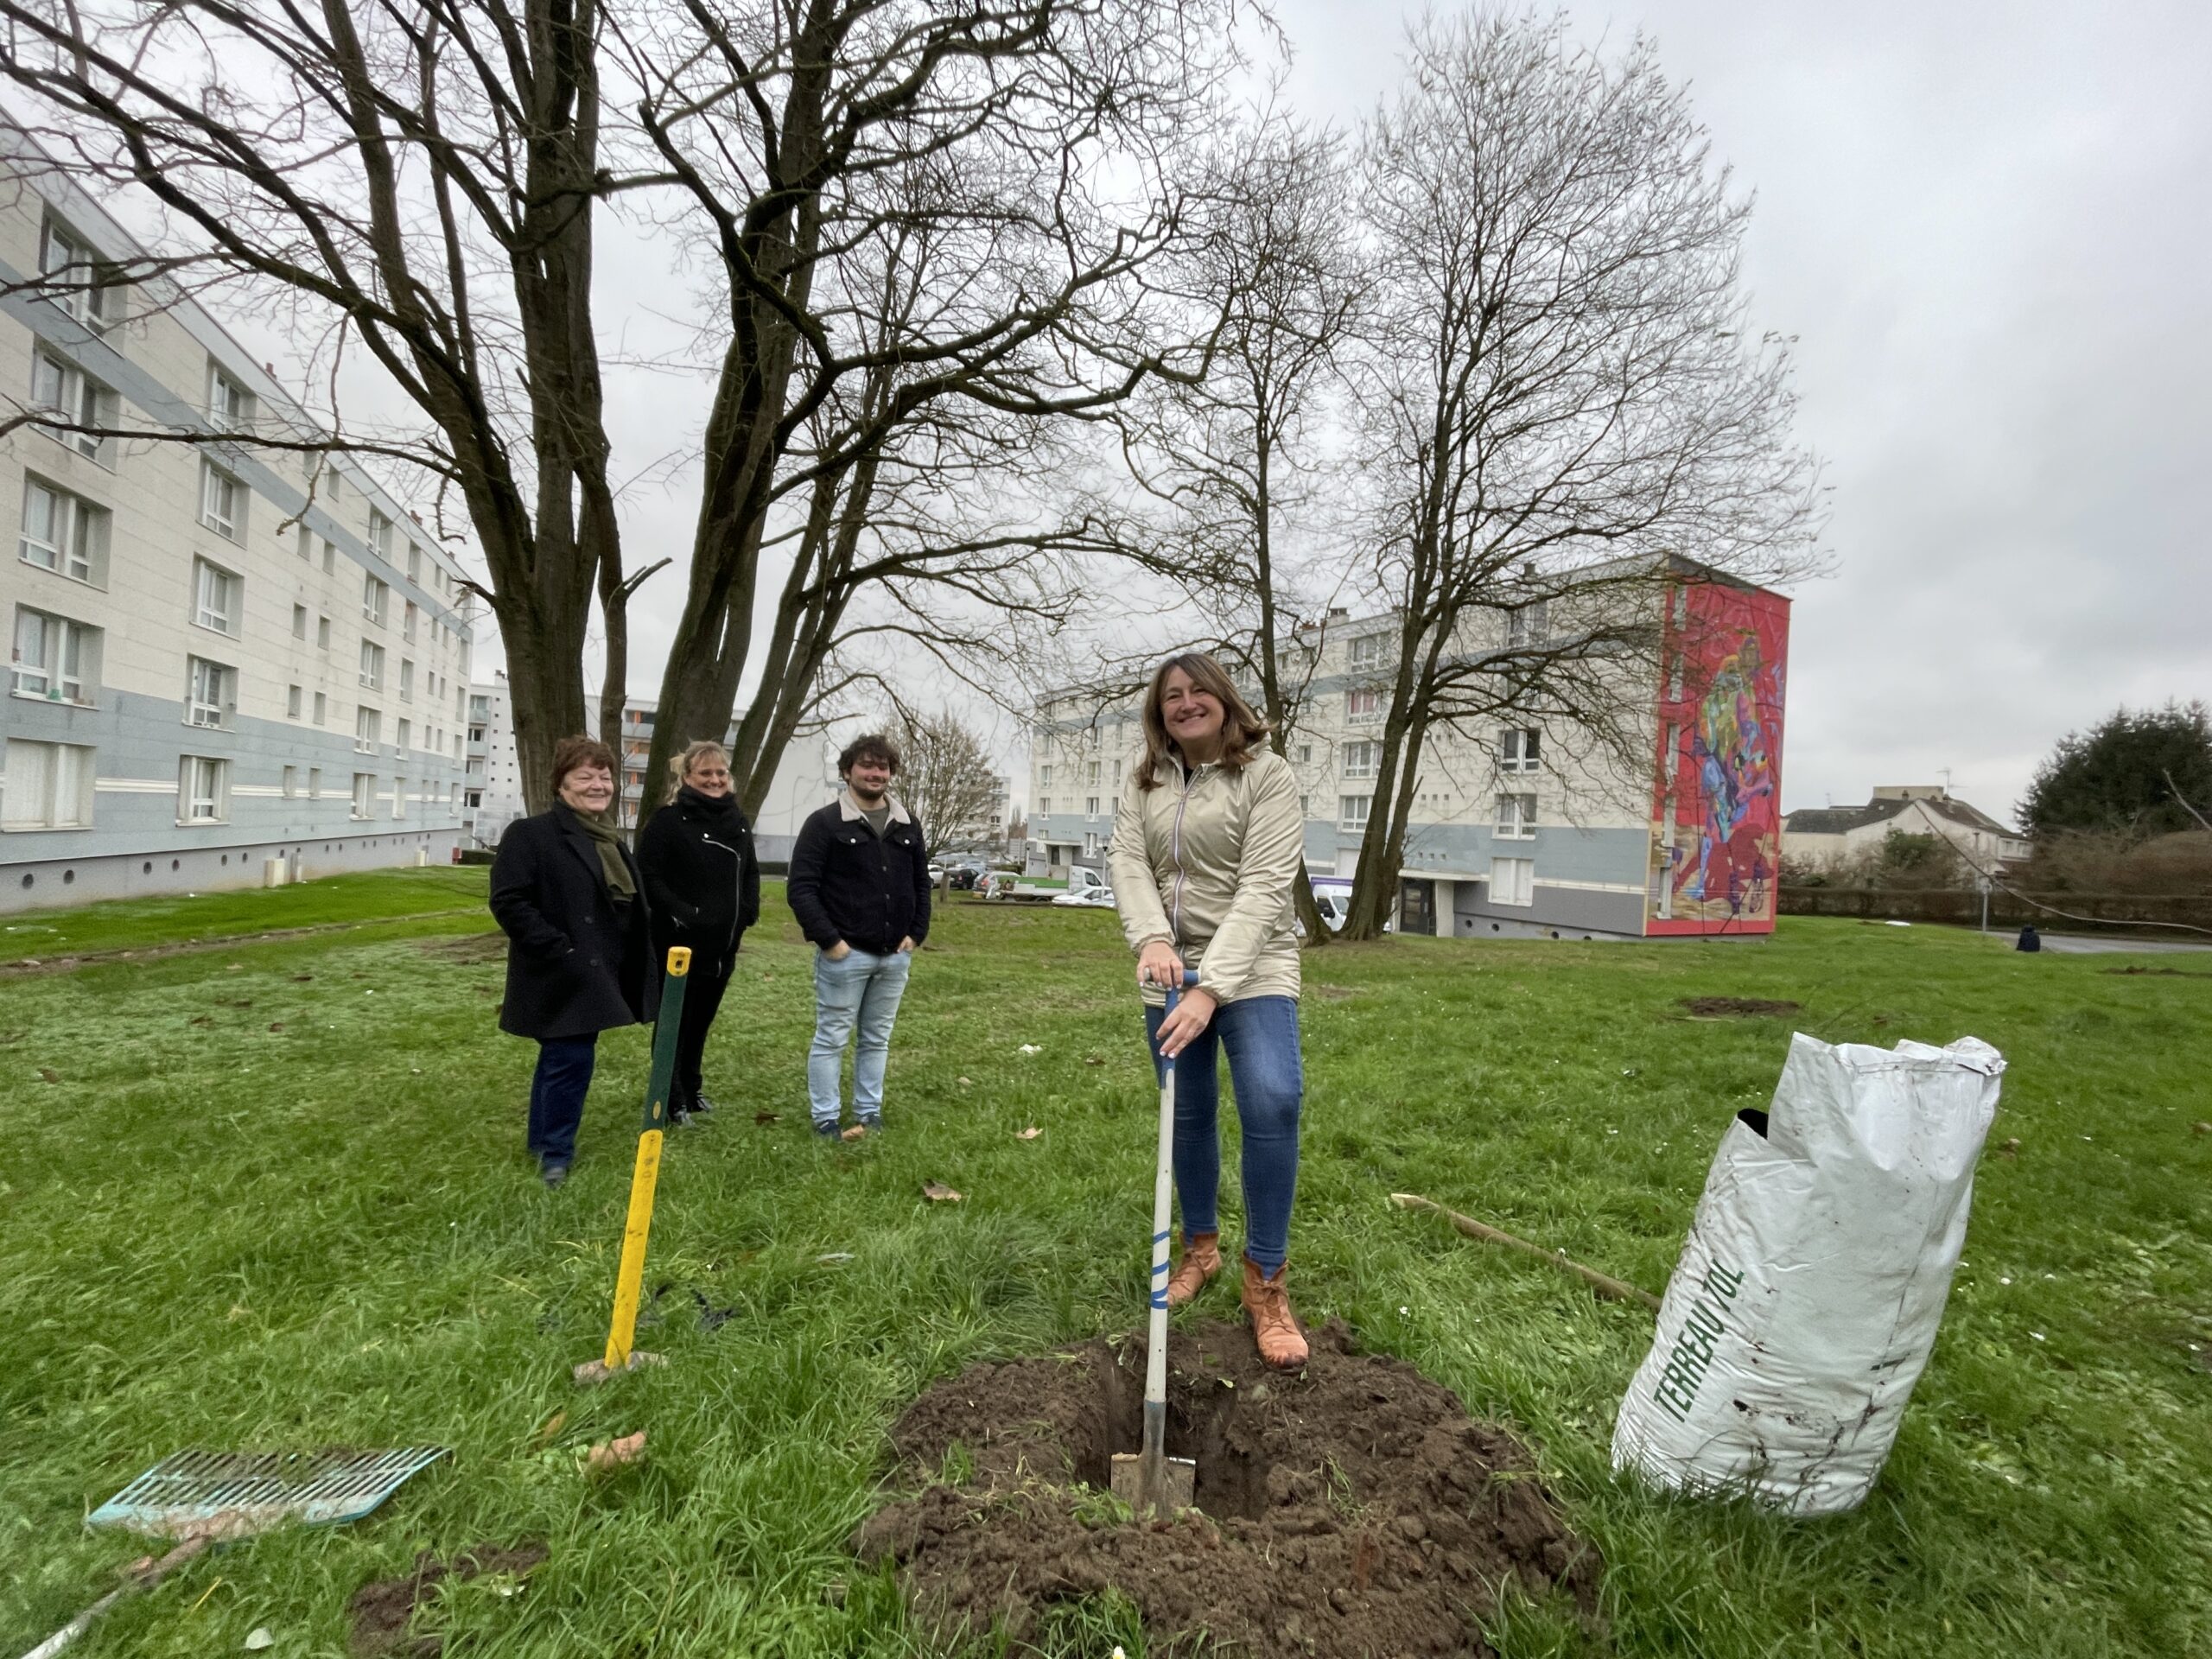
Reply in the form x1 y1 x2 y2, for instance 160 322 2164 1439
811 1119 841 1139
541 1160 570 1189
692 1094 718 1114
857 1114 883 1134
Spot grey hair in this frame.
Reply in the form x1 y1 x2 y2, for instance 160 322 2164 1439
668 739 731 790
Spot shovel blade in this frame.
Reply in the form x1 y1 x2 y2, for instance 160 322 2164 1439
1109 1450 1197 1516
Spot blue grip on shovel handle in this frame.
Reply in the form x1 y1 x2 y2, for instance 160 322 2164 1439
1163 967 1199 1013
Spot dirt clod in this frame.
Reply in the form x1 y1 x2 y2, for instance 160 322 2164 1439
853 1320 1599 1656
347 1544 547 1657
1680 995 1802 1018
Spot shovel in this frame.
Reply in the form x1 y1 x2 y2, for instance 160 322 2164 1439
1110 969 1199 1517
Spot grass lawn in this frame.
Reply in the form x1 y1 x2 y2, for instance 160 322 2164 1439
2 871 2208 1657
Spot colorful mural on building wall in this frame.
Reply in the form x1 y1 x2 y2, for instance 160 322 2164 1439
1646 575 1790 936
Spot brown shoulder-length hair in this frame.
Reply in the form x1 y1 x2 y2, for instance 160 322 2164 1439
1134 652 1271 790
550 734 618 794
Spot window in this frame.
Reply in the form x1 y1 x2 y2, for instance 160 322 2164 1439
1084 830 1102 857
1507 601 1549 649
1338 794 1371 832
1040 763 1054 787
282 765 298 799
1500 728 1541 774
352 772 376 819
1086 795 1101 817
1299 794 1311 817
1494 793 1537 840
1296 743 1312 764
3 739 95 830
362 574 389 626
1490 856 1535 906
200 462 244 541
355 707 381 753
317 615 332 651
180 754 229 823
403 600 417 643
30 347 116 461
296 525 312 563
286 683 302 719
292 603 308 640
321 538 337 575
1086 760 1100 786
399 658 414 702
407 543 422 584
185 656 236 728
38 219 117 331
1039 796 1052 817
1350 634 1382 669
1667 654 1685 701
19 478 104 583
1112 757 1122 785
1342 740 1377 780
313 690 327 725
396 718 410 753
393 776 407 819
368 509 394 560
468 722 486 745
1346 687 1381 723
359 640 385 690
465 789 482 810
469 694 491 719
11 607 97 702
207 364 255 429
192 557 239 633
308 767 322 798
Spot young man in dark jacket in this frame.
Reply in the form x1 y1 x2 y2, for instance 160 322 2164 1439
785 733 931 1135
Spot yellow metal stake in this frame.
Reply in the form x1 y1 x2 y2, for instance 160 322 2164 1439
604 945 690 1372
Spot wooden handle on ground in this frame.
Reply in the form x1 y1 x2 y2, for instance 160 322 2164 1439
1389 1192 1662 1312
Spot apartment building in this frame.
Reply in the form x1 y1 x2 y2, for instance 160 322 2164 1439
462 682 846 864
0 130 477 913
1027 563 1790 940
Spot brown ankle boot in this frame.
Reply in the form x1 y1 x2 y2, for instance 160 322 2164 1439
1241 1255 1309 1369
1166 1231 1222 1308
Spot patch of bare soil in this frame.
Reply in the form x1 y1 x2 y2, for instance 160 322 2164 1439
1679 995 1802 1018
346 1544 547 1657
852 1320 1599 1656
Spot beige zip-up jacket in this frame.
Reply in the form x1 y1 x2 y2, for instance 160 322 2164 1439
1108 742 1303 1007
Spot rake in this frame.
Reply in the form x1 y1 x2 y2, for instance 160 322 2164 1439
22 1446 447 1659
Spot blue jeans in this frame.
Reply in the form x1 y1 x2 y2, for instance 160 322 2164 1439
1144 995 1303 1274
809 948 913 1124
528 1034 598 1166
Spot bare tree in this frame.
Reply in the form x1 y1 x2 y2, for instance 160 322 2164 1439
0 0 643 794
884 705 1004 859
1332 11 1822 940
1110 115 1362 942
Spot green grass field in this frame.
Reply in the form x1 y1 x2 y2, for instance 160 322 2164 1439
3 872 2207 1656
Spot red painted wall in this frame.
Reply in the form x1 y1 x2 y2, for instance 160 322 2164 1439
1645 579 1790 936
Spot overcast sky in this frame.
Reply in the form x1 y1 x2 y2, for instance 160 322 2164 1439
301 1 2206 825
1265 0 2212 821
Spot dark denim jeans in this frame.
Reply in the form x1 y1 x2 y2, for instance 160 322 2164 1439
527 1034 599 1166
1144 994 1304 1274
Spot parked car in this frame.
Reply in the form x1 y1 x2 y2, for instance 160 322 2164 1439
1051 885 1116 908
1313 892 1350 932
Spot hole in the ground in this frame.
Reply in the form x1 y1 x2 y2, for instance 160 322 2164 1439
1060 1345 1272 1521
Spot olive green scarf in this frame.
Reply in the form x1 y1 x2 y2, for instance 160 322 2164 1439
569 804 636 900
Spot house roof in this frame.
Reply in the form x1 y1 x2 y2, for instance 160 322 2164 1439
1785 794 2024 840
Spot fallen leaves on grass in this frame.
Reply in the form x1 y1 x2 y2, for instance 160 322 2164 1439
1998 1137 2021 1158
841 1125 868 1141
922 1181 963 1203
1084 1055 1106 1066
2194 1122 2211 1136
530 1409 566 1448
585 1431 645 1473
268 1022 284 1033
1018 1044 1043 1055
753 1110 779 1125
244 1627 274 1650
1015 1126 1042 1141
36 1066 59 1082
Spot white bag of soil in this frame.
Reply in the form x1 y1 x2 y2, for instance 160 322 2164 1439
1611 1033 2005 1516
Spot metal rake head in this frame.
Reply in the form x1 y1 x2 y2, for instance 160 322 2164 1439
87 1446 448 1541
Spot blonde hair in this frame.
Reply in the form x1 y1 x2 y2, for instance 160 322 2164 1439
1134 652 1271 790
669 739 731 791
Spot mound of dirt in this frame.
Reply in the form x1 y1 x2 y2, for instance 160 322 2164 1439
852 1320 1599 1656
1680 995 1801 1017
347 1544 547 1657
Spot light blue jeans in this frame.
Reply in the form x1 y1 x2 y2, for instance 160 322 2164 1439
809 947 913 1125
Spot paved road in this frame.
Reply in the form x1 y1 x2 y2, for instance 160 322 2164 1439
2034 932 2212 955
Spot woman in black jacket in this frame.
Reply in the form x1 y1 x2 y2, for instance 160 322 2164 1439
488 735 656 1186
638 740 761 1122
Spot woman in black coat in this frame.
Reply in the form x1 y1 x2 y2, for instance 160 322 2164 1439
488 735 656 1185
637 740 761 1122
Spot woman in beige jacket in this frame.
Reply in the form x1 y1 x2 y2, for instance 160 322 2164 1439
1109 652 1309 1368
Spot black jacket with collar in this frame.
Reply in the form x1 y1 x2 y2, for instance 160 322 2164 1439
785 793 931 955
637 786 762 977
488 803 657 1039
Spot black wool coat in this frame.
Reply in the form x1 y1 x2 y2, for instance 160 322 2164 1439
637 788 762 979
488 804 658 1040
786 797 931 956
